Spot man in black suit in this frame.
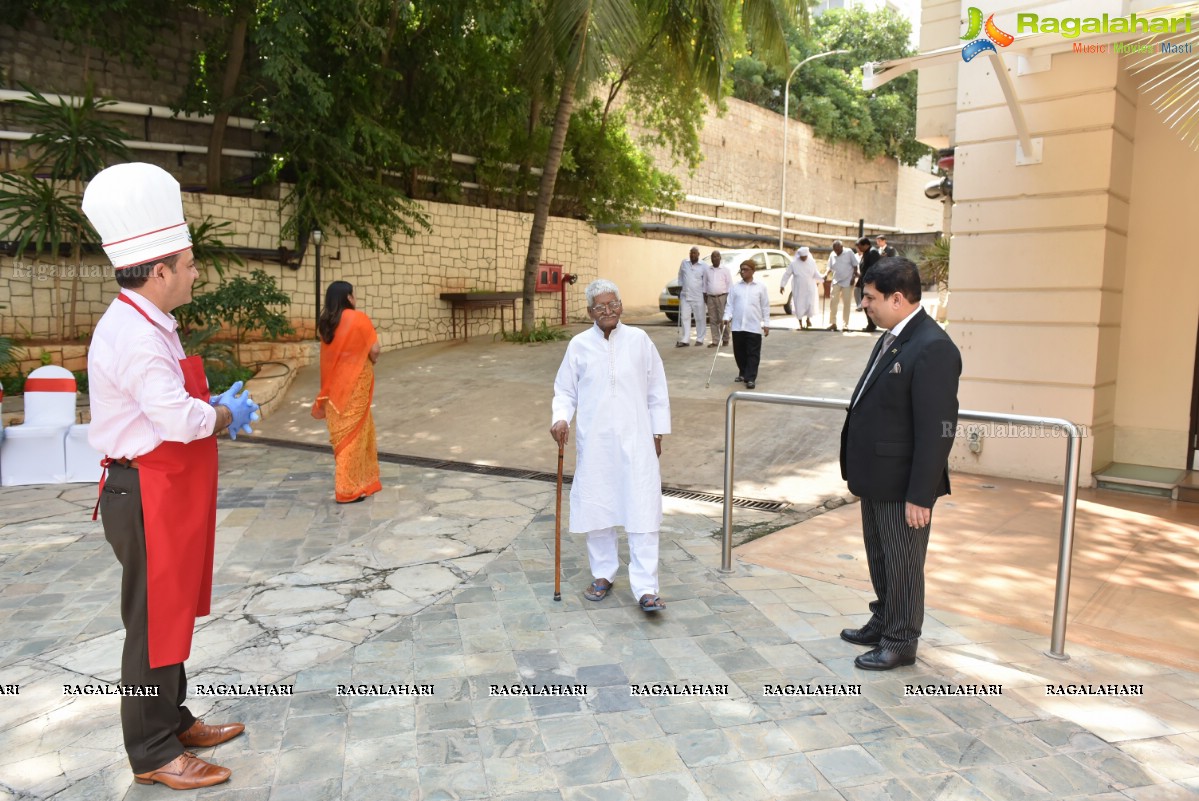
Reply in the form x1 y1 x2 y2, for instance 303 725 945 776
839 258 961 670
853 237 879 332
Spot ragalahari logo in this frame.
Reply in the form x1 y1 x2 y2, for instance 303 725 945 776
961 7 1014 62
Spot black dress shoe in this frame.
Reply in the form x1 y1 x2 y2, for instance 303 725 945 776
839 627 881 647
734 375 745 383
854 648 916 671
745 381 755 389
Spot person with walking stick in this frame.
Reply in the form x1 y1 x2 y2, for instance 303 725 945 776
550 279 671 612
723 260 771 389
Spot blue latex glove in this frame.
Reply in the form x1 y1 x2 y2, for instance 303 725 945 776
211 380 243 408
213 381 261 440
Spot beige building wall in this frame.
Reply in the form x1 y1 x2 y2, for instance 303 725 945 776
894 164 946 232
944 41 1136 484
1112 97 1199 468
915 0 961 149
596 235 700 312
921 0 1199 483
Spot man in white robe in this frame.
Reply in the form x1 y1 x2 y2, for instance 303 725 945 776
780 246 821 329
551 279 671 611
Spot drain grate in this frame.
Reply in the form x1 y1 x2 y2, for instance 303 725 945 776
249 437 787 512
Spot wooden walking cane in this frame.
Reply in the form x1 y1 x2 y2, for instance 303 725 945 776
553 440 564 601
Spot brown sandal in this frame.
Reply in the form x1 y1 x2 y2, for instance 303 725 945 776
638 594 665 612
584 579 613 601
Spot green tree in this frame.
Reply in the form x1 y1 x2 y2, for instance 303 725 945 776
731 6 928 165
517 0 804 334
179 269 294 366
553 100 682 224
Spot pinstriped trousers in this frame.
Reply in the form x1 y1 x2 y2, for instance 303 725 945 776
860 499 932 657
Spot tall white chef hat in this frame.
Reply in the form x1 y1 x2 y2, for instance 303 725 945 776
82 163 191 270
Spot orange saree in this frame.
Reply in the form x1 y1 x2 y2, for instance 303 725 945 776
311 309 382 502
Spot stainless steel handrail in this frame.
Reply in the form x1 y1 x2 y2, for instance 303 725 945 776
721 391 1084 660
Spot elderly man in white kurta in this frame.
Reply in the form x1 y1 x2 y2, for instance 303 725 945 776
780 246 821 330
676 246 707 347
551 279 671 612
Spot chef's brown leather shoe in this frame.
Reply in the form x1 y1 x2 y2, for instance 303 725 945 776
178 719 245 748
133 751 231 789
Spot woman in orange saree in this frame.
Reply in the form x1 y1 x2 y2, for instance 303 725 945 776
311 281 382 503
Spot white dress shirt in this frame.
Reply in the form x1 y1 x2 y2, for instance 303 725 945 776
87 289 217 458
828 249 859 286
703 263 733 295
677 258 706 298
723 279 771 334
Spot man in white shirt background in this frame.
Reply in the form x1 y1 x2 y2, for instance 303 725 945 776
826 239 859 332
676 246 707 347
723 260 771 389
703 249 733 347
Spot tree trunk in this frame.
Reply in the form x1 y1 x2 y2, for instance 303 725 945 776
68 185 82 340
520 23 588 334
67 249 80 340
518 92 543 213
207 10 250 193
53 271 63 340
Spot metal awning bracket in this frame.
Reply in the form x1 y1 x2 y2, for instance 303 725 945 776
1016 137 1044 165
986 50 1044 165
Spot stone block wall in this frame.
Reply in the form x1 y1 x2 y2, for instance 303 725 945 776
0 15 266 188
0 195 597 351
632 97 936 229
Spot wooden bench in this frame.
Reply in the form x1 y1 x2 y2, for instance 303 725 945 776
439 292 521 341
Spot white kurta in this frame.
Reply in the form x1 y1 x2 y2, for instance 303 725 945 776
780 256 820 319
552 323 671 533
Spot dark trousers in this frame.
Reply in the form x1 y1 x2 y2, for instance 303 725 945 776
731 331 762 382
100 464 194 773
859 498 932 657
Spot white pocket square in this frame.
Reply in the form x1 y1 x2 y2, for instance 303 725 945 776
889 362 902 374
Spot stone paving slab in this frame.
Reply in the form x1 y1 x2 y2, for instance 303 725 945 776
1 431 1198 799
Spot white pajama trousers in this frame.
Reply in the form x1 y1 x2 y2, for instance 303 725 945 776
586 527 659 600
678 295 706 345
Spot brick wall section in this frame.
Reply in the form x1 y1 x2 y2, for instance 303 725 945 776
0 196 597 348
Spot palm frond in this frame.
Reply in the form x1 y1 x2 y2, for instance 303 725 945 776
1123 3 1199 149
13 84 132 180
0 173 94 258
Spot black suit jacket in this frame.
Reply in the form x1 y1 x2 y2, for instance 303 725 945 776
840 308 961 506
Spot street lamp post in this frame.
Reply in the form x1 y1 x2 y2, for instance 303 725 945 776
779 49 850 248
312 228 323 336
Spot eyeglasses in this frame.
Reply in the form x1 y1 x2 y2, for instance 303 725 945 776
589 301 622 314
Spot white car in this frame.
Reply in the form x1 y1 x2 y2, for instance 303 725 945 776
659 247 794 323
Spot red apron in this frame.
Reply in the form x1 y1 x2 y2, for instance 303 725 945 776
110 293 219 668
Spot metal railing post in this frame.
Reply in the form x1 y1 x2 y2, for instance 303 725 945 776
721 394 738 572
1048 422 1083 660
720 395 1084 659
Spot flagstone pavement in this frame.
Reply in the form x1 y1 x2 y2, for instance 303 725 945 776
1 439 1197 801
1 315 1197 800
